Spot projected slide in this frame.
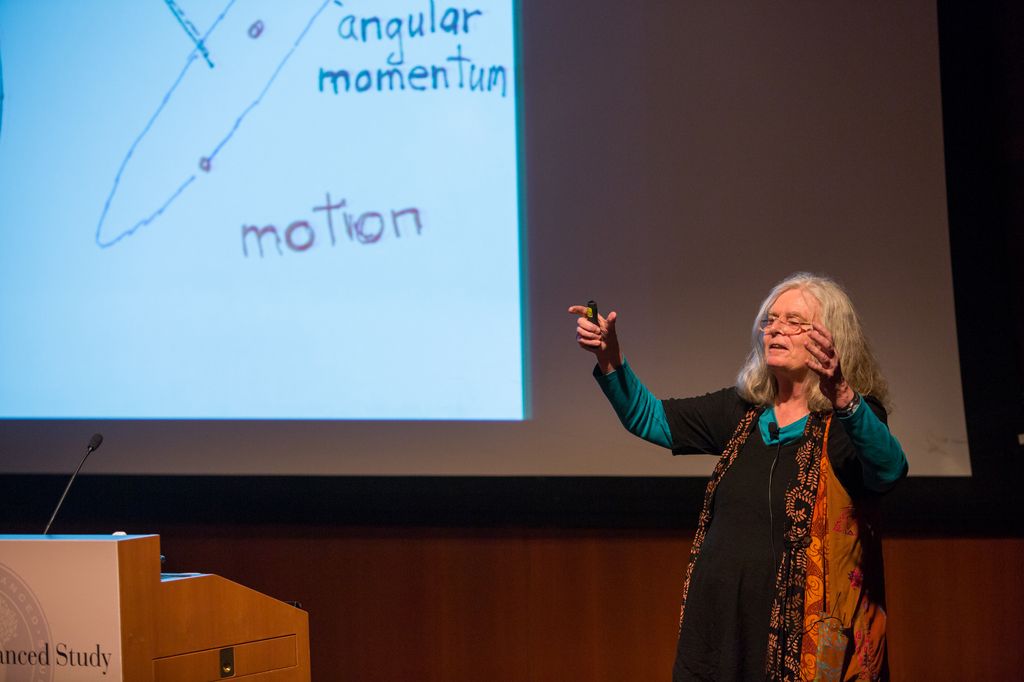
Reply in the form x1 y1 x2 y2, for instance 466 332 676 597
0 0 523 419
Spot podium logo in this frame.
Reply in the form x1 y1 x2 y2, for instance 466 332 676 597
0 562 53 682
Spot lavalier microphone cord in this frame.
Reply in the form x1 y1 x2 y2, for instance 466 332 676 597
767 421 781 567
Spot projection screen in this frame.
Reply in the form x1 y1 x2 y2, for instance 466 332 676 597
0 0 969 477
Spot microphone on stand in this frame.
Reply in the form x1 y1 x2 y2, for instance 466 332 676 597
43 433 104 535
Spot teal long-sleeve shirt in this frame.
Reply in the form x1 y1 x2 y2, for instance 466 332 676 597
593 359 908 492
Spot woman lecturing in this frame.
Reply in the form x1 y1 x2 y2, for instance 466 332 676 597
570 272 907 681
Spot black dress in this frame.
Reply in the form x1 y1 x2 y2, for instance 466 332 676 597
661 388 882 682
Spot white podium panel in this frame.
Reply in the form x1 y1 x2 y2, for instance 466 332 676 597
0 535 157 681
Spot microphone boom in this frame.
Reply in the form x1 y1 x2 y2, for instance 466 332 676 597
42 433 104 535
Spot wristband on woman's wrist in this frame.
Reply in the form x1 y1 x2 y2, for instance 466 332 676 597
835 392 862 418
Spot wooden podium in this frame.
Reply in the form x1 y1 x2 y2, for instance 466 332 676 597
0 535 311 681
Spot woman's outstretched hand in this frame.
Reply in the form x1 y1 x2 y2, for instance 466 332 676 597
568 305 622 374
805 322 856 410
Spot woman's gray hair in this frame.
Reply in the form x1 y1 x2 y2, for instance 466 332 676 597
736 272 890 412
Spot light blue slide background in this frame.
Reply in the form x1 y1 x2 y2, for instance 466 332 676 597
0 0 524 419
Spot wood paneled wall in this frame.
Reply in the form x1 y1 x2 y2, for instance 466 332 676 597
156 529 1024 681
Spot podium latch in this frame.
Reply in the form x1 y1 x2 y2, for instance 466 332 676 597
219 647 235 677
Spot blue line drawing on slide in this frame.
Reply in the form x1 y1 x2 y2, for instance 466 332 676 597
164 0 216 68
94 0 332 249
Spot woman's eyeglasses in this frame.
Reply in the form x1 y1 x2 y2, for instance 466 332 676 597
758 317 813 335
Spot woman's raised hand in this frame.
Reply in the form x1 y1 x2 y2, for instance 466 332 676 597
568 305 622 374
805 322 856 410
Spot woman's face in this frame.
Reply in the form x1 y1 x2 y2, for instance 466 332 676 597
762 287 821 380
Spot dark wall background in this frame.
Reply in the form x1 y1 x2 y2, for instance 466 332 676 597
941 1 1024 480
931 0 1024 533
2 2 1024 680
